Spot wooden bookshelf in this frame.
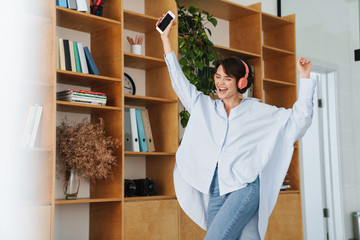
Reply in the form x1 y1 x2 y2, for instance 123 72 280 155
124 52 166 69
124 10 158 33
55 198 122 205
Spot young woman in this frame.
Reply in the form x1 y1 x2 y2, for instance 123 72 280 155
157 16 315 240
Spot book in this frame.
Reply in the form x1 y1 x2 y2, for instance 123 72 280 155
57 89 107 105
77 42 89 74
73 41 82 72
83 46 99 75
69 40 77 72
136 109 148 152
129 108 140 152
56 36 59 69
124 108 134 151
22 105 36 146
140 109 155 152
76 0 88 12
63 39 72 71
28 104 43 148
67 0 77 9
57 0 68 8
59 38 66 70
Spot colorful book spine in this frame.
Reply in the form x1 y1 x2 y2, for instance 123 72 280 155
63 39 72 71
135 109 148 152
83 46 100 75
73 41 82 73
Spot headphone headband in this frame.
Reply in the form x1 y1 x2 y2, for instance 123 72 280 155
238 60 249 90
240 60 249 79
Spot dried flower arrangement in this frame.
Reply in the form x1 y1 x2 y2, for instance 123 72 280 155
56 118 120 182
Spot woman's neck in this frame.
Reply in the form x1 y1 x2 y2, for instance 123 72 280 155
222 94 242 117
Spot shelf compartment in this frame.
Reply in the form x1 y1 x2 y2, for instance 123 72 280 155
262 45 294 60
262 12 293 31
179 0 260 20
57 70 121 87
125 95 177 107
56 6 121 33
124 10 157 33
56 100 121 114
125 151 176 156
55 198 122 205
263 78 296 90
214 45 261 59
124 195 176 202
124 52 165 69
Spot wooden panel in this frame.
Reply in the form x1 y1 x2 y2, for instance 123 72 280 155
92 82 123 107
56 6 121 33
124 200 179 240
215 45 261 60
57 70 121 87
263 78 296 90
265 193 302 240
248 57 263 100
125 95 177 107
124 52 165 70
262 13 294 31
146 156 176 196
124 10 157 33
146 66 178 100
90 111 123 199
92 26 123 78
125 151 176 156
178 0 260 20
125 195 176 202
287 149 301 191
263 55 296 84
147 103 179 152
56 101 121 114
262 45 294 60
263 15 295 52
90 202 122 240
55 198 122 204
264 86 297 109
230 13 262 55
179 208 206 240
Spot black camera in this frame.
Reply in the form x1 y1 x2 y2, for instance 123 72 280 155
125 178 157 197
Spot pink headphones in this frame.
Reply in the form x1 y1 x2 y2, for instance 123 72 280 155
238 60 249 90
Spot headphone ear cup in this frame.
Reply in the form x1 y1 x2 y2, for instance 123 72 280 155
238 77 248 90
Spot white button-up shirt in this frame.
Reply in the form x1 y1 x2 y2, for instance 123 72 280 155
164 51 316 239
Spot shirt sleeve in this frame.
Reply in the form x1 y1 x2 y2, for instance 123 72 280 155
284 78 317 143
164 51 203 114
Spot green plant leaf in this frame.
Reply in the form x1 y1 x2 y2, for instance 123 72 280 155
179 57 188 65
188 4 199 14
208 17 218 27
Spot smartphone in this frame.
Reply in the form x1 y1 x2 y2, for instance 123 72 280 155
156 10 175 34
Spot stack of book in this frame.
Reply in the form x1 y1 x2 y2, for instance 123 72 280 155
57 89 107 106
124 108 155 152
56 0 88 12
57 37 99 75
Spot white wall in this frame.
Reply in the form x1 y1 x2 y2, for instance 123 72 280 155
282 0 360 239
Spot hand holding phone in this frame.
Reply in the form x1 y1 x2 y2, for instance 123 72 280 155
156 11 175 34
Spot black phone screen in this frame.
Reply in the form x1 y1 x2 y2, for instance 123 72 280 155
158 13 174 32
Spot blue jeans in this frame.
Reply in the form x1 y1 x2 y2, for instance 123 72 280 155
205 167 260 240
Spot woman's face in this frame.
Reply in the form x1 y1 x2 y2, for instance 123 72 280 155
214 65 238 100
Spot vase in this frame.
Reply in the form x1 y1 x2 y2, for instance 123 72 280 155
63 168 80 200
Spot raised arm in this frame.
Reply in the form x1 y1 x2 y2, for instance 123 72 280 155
156 14 203 114
285 57 317 142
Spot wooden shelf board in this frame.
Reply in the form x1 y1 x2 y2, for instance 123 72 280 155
124 195 176 202
56 101 121 114
215 45 261 59
124 52 165 69
55 198 122 205
57 70 121 87
125 151 176 156
125 94 177 106
124 10 157 33
279 190 300 194
263 78 296 90
179 0 259 20
262 12 293 31
56 6 121 33
262 45 294 60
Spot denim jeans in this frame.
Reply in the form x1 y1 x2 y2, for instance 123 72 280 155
205 167 260 240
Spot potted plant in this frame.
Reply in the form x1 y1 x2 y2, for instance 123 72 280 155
176 0 218 127
56 118 120 199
